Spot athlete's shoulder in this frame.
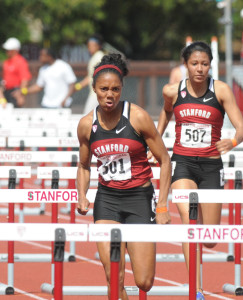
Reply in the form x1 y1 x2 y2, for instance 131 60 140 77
163 82 180 97
214 79 234 104
214 79 232 96
130 103 154 134
77 111 93 140
130 102 149 120
214 79 229 90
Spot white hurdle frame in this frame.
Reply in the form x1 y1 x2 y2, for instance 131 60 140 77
0 184 242 296
1 223 243 298
0 151 79 220
0 166 30 295
172 182 243 296
38 166 242 264
0 166 77 266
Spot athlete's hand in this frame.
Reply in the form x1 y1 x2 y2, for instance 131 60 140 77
147 150 158 164
156 211 171 224
215 139 235 155
77 197 90 215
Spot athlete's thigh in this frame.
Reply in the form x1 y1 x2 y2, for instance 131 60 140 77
126 242 156 279
200 202 222 225
172 179 198 224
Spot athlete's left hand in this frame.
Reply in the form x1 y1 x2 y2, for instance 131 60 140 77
215 139 235 155
156 211 171 224
147 150 158 164
77 197 90 215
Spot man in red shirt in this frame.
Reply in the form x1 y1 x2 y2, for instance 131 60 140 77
1 37 32 107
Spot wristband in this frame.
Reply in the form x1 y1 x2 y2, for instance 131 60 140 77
75 82 82 91
231 139 237 148
156 206 168 213
21 87 28 95
0 98 7 104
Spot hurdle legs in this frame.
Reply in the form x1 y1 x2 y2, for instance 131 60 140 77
189 192 199 300
0 169 17 295
223 171 243 296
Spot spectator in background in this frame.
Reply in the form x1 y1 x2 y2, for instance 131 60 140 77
1 37 32 107
74 34 105 114
15 48 77 108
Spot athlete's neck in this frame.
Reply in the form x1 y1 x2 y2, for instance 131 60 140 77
98 102 123 130
186 78 208 98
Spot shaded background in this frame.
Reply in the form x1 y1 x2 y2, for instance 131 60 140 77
0 0 242 116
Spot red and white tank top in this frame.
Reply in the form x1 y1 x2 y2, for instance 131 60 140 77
173 78 225 157
90 101 153 189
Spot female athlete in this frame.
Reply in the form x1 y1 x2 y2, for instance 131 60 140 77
77 53 171 299
157 41 243 300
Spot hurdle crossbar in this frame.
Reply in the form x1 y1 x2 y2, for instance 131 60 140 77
0 223 242 297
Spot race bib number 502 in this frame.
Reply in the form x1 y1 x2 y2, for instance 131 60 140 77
98 153 131 181
180 123 212 148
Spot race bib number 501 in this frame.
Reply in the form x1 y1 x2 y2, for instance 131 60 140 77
180 123 212 148
98 153 131 181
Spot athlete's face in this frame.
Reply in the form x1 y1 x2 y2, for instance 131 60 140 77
93 72 122 111
185 51 211 83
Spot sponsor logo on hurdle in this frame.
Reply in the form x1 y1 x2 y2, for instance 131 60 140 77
188 227 243 241
28 190 78 202
66 230 85 237
174 195 189 200
91 231 109 237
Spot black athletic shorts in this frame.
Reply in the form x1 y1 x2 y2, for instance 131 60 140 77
171 153 224 189
93 183 156 224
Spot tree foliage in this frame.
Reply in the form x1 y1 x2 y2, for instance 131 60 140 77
0 0 242 60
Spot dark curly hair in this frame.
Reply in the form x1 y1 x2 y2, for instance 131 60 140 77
181 41 213 63
93 53 129 86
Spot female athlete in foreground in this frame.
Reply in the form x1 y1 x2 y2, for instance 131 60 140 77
157 41 243 299
76 53 171 299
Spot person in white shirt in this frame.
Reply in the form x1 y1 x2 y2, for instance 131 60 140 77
17 48 77 108
74 34 105 114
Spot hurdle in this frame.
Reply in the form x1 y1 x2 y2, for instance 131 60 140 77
0 187 81 295
37 165 242 264
5 137 79 218
44 222 243 299
0 223 87 296
1 217 243 298
0 166 31 295
172 184 243 296
40 176 243 298
0 175 78 266
90 166 241 263
0 151 79 220
223 170 243 296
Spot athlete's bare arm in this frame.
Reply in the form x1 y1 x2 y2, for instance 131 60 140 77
76 112 93 214
130 104 171 224
169 66 183 84
157 83 179 136
215 81 243 154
